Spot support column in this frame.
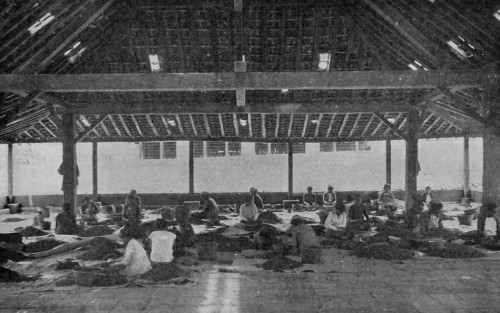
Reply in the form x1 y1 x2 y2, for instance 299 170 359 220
288 142 293 199
92 141 98 200
61 112 78 213
463 135 470 198
405 108 419 209
189 140 194 194
7 143 13 202
483 129 500 205
386 139 391 186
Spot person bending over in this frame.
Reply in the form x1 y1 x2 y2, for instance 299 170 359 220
148 219 176 265
250 187 264 210
110 226 152 277
192 192 219 219
240 194 259 222
303 186 317 207
289 215 320 255
55 202 81 235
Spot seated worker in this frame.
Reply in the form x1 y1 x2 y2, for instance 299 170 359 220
240 194 259 222
32 208 44 230
55 202 82 235
173 206 196 257
191 192 219 219
110 227 152 277
303 186 317 207
289 215 320 255
377 184 399 210
250 187 264 211
348 194 370 222
148 219 176 264
79 197 97 225
323 185 337 206
324 200 347 231
160 207 177 226
123 189 142 227
421 186 435 211
405 195 424 235
477 203 500 237
421 202 444 231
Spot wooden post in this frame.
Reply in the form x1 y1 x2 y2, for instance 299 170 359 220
288 142 293 199
386 138 391 186
463 135 470 198
189 140 194 194
405 107 419 210
482 128 500 205
92 141 98 200
7 143 13 202
61 112 78 213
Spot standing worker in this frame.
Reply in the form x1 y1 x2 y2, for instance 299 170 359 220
123 189 142 227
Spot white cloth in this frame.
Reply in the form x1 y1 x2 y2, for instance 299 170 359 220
239 203 259 221
149 231 176 263
324 212 347 231
119 239 152 276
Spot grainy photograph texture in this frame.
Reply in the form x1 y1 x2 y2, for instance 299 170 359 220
0 0 500 312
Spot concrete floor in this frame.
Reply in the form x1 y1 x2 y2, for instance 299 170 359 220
1 255 499 313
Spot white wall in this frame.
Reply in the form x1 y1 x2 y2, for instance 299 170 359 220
0 137 484 196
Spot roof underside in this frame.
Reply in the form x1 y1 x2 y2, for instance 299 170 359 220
0 0 499 143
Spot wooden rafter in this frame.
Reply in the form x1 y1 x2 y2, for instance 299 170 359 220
261 113 266 139
76 115 108 142
287 114 294 138
337 114 349 137
424 117 441 134
130 115 143 137
99 116 111 137
445 124 454 133
175 115 184 136
41 123 56 138
370 120 384 137
361 114 375 138
348 114 361 138
146 114 159 137
248 113 252 138
275 114 280 138
159 115 172 136
373 112 407 140
118 114 132 137
325 114 335 138
0 91 42 128
204 114 211 137
2 70 495 92
301 114 309 138
384 113 403 136
314 114 323 138
233 113 239 137
435 119 448 133
219 114 225 137
108 115 122 137
189 114 198 137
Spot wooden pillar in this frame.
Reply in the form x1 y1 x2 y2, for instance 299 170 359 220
405 108 419 209
7 143 13 202
92 141 98 200
288 142 293 199
61 112 78 213
483 128 500 205
463 135 470 198
386 139 391 186
189 140 194 194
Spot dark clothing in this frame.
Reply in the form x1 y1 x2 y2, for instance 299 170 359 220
173 223 196 257
291 224 319 253
253 194 264 210
323 192 336 205
124 194 141 222
348 203 369 221
303 192 316 206
193 197 219 219
55 211 78 235
58 163 79 191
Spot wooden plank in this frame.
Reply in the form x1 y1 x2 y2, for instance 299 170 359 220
261 113 266 139
160 115 172 136
61 112 78 213
405 107 420 210
76 115 108 142
314 114 323 138
370 120 384 137
0 90 43 129
348 113 361 138
463 135 469 197
423 117 441 134
99 116 111 137
325 114 335 137
7 144 13 199
373 112 407 140
92 141 98 199
130 115 143 137
287 114 294 138
301 114 309 138
41 121 57 138
288 142 293 199
189 114 198 137
108 115 122 137
233 113 239 137
218 114 225 137
444 124 454 133
247 113 252 138
2 70 495 92
384 113 402 136
361 114 375 138
118 114 132 137
275 114 280 138
189 140 194 194
337 114 348 137
204 114 211 137
386 138 391 186
175 115 184 136
16 0 115 74
146 114 159 137
435 119 447 133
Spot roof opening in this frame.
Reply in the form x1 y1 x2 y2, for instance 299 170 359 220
387 118 396 123
68 47 86 63
239 119 247 126
167 119 176 126
281 89 289 93
447 40 473 59
408 60 427 71
149 54 161 72
318 53 331 71
28 12 55 35
408 64 418 71
310 119 318 124
494 9 500 21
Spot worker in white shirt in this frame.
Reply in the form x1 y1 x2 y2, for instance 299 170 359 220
148 219 177 265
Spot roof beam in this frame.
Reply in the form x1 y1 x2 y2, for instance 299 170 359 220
325 114 335 138
118 115 132 137
175 115 184 136
219 114 225 137
108 115 122 137
424 117 441 134
287 114 294 139
275 114 280 138
373 112 407 140
348 114 361 138
0 90 43 129
361 114 375 138
261 113 266 139
247 113 252 138
301 114 309 138
233 113 239 137
76 115 108 142
204 114 211 137
130 115 143 137
314 114 323 138
160 115 172 136
189 115 198 137
384 113 402 136
15 0 115 74
337 114 348 138
2 70 495 92
146 114 158 137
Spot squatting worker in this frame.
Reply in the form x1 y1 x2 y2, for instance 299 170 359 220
123 189 141 226
55 202 80 235
110 227 152 276
289 215 320 255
